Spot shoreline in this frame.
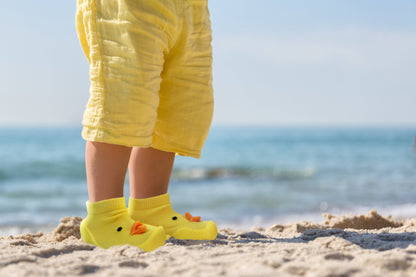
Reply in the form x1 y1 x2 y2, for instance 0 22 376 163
2 210 416 276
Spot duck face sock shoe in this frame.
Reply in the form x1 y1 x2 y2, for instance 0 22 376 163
128 193 217 240
80 197 166 252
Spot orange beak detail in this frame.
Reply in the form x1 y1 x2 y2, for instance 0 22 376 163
185 212 201 222
130 221 146 235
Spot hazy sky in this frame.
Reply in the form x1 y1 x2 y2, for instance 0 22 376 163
0 0 415 126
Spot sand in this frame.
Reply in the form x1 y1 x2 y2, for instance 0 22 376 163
2 211 416 277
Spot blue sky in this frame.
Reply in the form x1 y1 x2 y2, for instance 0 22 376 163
0 0 415 126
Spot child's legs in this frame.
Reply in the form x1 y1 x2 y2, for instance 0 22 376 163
85 141 132 203
78 0 178 202
86 141 175 202
128 147 175 199
79 0 213 201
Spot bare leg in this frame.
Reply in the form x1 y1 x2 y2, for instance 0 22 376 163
85 141 132 203
128 147 175 199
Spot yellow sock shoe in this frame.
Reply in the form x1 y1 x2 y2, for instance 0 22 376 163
128 193 217 240
80 197 166 252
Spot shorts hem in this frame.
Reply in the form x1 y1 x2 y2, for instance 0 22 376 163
82 127 153 148
152 134 201 159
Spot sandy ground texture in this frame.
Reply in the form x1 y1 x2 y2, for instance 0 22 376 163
2 210 416 277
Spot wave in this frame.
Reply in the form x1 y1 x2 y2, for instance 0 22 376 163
171 166 316 182
0 160 316 183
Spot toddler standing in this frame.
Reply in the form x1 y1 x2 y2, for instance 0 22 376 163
75 0 217 251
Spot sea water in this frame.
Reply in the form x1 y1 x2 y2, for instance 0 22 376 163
0 126 415 235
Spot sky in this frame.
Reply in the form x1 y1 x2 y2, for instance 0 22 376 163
0 0 415 127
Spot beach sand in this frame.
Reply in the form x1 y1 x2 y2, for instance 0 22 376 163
2 211 416 276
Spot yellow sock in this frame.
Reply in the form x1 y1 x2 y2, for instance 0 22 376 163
80 197 166 252
128 193 217 240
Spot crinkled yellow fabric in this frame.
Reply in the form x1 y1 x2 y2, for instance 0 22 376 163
75 0 213 158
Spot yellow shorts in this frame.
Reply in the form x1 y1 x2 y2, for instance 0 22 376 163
75 0 214 158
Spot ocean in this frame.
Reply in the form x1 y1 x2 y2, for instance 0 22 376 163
1 126 415 235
